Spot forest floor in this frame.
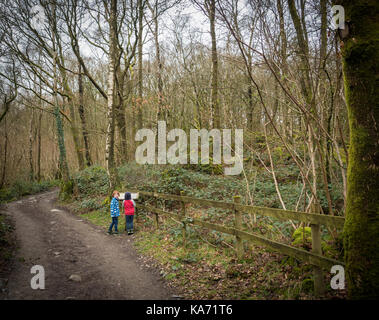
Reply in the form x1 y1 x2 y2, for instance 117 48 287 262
0 189 178 300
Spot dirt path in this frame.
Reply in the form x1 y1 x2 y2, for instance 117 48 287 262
1 189 176 300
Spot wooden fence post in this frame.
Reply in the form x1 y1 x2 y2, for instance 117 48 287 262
233 196 243 260
311 202 325 297
154 191 159 230
134 197 138 229
180 190 187 247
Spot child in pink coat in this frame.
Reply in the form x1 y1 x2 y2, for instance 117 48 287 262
123 192 135 235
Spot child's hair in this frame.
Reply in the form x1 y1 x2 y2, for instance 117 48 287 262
112 190 120 198
125 192 131 200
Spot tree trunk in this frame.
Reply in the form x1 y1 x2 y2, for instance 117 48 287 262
152 4 165 122
29 108 34 181
115 69 127 162
37 110 42 182
0 117 8 189
137 0 144 130
78 63 92 167
277 0 290 136
105 0 118 191
67 97 85 170
208 0 220 128
287 0 312 102
53 84 70 183
115 103 127 162
336 0 379 299
37 57 43 182
246 40 255 145
317 0 333 215
277 0 287 71
288 0 319 209
51 2 70 184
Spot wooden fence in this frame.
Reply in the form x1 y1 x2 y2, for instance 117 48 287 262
129 189 345 296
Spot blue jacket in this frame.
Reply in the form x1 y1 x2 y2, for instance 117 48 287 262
110 197 120 217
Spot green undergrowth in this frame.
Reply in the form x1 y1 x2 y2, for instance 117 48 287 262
68 162 345 217
61 162 346 299
0 179 59 204
0 212 16 285
0 213 14 259
131 216 346 299
63 194 346 299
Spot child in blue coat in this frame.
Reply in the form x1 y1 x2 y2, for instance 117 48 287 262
108 190 120 234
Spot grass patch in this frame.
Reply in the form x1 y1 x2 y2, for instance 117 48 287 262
80 209 127 233
61 198 128 233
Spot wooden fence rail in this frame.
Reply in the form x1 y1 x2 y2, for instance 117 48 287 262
130 189 345 296
131 190 345 228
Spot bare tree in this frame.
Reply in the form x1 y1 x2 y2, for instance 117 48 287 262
193 0 220 128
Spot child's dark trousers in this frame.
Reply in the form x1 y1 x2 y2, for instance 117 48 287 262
108 217 119 233
125 215 134 232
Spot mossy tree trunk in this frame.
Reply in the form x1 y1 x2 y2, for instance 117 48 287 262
78 63 92 167
115 61 128 164
208 0 220 129
67 97 85 170
0 117 8 189
51 2 70 185
29 108 35 181
37 110 42 182
335 0 379 299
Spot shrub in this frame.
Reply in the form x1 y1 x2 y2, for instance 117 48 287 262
292 227 312 250
72 166 109 197
79 198 102 211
